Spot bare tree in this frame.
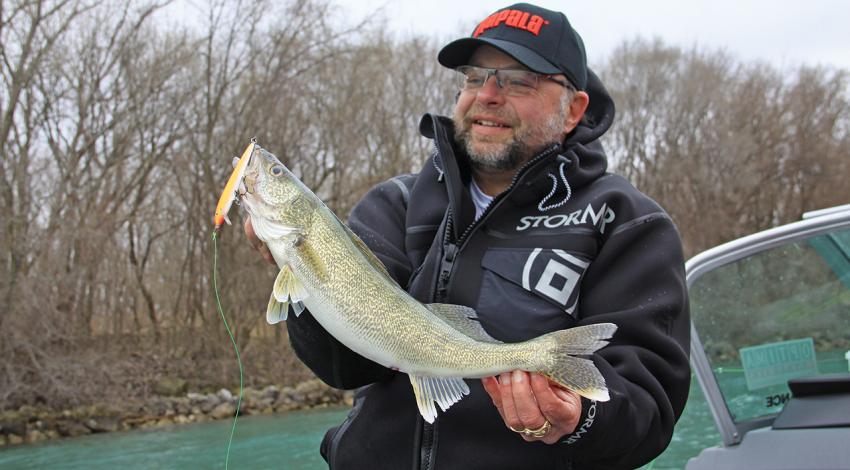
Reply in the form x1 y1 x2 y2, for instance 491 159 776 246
0 0 192 407
4 4 845 414
600 38 850 256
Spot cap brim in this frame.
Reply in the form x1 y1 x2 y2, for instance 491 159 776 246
438 37 560 75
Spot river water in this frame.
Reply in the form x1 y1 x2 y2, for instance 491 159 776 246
0 408 346 470
0 376 717 469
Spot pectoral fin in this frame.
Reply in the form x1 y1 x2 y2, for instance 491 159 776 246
408 375 470 423
266 292 288 324
266 292 306 324
273 265 309 303
266 265 309 324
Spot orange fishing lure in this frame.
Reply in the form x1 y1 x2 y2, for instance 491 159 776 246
213 140 256 231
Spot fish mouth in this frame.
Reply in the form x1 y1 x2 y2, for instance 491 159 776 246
238 146 297 219
241 165 258 196
240 176 263 222
240 147 265 198
239 147 282 214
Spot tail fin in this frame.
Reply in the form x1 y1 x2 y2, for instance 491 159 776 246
532 323 617 402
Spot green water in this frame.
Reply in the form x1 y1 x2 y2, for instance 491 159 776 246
0 377 718 470
639 376 720 470
0 407 347 470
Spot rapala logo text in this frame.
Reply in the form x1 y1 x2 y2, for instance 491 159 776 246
473 9 549 37
516 203 616 234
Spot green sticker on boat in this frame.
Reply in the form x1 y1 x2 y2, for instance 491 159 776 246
739 338 818 391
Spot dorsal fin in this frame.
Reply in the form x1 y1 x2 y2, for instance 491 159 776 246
327 207 394 283
345 223 393 281
424 304 500 343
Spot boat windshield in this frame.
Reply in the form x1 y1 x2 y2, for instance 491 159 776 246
689 226 850 427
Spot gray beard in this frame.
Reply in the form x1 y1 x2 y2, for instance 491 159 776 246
461 137 528 172
453 103 568 173
455 124 561 173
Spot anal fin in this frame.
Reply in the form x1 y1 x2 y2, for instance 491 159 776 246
408 375 470 423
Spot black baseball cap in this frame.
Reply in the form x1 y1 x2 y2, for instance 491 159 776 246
438 3 588 90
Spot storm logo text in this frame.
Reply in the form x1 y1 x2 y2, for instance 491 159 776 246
516 203 616 234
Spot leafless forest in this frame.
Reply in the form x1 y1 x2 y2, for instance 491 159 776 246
2 0 848 411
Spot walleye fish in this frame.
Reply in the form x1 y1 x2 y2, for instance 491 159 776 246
235 143 617 423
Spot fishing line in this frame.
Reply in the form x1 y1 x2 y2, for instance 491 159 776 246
212 230 244 469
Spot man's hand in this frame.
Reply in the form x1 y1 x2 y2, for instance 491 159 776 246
244 217 276 265
482 371 581 445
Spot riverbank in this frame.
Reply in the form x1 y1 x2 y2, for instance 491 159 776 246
0 379 353 447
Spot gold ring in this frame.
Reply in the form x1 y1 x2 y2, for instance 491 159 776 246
509 419 551 438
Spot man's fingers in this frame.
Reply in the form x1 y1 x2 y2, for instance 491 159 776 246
482 377 502 406
498 372 521 432
493 372 583 444
499 371 548 442
529 374 566 420
244 218 276 265
529 374 582 443
482 377 506 421
244 218 261 248
510 371 548 441
553 387 573 402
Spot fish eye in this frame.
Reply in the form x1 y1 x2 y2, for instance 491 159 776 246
270 165 284 176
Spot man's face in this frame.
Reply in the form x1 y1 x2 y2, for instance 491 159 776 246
452 45 572 173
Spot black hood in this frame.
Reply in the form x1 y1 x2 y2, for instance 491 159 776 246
419 68 614 192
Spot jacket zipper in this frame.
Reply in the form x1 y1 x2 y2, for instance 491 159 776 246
420 210 453 470
435 210 457 302
419 143 562 470
456 144 561 248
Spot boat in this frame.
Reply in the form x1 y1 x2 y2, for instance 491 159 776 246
685 204 850 469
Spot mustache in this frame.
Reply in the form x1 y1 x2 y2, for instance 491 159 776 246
457 105 517 128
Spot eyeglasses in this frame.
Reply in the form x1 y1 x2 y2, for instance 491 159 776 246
455 65 571 96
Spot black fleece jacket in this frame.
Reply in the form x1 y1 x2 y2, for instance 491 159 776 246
285 70 691 469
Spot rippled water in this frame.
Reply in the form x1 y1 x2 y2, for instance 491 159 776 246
641 381 720 470
0 377 719 470
0 407 347 470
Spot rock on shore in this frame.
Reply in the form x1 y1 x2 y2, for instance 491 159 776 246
0 379 354 447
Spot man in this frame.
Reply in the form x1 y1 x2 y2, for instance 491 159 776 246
246 3 690 468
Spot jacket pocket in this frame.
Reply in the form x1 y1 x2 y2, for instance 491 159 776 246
476 247 590 342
